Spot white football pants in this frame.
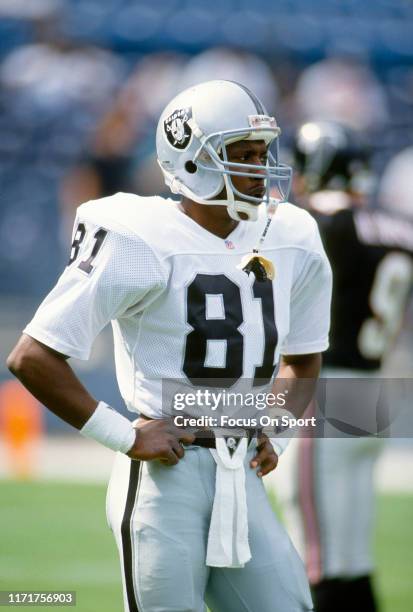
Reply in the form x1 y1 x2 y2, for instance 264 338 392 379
106 444 313 612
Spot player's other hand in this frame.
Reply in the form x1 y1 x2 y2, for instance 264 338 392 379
127 418 195 465
250 434 278 477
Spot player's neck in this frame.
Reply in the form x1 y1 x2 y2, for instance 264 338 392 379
179 198 239 239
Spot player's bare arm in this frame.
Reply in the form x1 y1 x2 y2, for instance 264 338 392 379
7 334 194 464
280 352 322 379
277 352 321 419
7 334 97 428
250 353 321 477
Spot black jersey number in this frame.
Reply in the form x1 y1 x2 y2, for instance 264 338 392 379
68 223 107 274
252 279 278 385
183 274 278 387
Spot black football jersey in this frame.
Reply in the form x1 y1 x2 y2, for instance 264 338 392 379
312 207 413 370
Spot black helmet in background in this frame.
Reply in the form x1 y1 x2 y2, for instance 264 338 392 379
292 121 373 196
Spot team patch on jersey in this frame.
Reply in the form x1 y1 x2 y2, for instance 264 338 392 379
164 107 192 150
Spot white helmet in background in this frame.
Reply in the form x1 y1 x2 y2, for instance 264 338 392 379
156 80 292 222
379 147 413 220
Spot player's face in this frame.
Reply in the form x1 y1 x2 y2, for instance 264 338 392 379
217 139 268 203
181 139 269 230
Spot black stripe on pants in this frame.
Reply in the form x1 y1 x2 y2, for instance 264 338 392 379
121 460 141 612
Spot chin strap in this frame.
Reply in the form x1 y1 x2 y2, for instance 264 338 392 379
223 173 259 222
169 168 259 221
237 200 279 282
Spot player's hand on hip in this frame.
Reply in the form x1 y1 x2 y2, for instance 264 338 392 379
250 434 278 477
127 418 195 465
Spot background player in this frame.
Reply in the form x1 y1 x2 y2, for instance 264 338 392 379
7 81 332 612
282 121 413 612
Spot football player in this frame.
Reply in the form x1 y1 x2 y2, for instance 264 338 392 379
7 81 332 612
283 122 413 612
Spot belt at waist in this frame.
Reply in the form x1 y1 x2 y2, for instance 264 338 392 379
137 414 261 451
192 429 259 450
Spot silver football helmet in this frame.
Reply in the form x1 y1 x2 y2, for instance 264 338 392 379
156 80 292 221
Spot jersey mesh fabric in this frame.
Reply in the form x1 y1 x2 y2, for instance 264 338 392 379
282 251 331 355
281 213 331 355
24 220 166 361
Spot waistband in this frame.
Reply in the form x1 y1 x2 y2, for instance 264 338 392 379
137 414 261 451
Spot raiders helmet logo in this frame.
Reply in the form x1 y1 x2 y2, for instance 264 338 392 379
164 107 192 150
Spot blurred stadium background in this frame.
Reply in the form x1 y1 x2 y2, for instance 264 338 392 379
0 0 412 610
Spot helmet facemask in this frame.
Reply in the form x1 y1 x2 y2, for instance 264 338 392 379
160 119 292 222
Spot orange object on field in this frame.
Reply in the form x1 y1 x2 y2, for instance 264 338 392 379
0 379 43 479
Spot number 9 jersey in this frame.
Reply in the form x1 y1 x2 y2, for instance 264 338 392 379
24 193 332 417
313 206 413 371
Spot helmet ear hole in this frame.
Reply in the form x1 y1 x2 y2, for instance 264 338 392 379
185 161 198 174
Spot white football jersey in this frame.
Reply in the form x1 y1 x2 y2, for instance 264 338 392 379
24 193 332 417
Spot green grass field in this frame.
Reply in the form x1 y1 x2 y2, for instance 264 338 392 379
0 481 412 612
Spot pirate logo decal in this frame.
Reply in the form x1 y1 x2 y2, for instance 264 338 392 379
164 107 192 150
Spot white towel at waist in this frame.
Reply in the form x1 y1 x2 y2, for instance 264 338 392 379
206 437 250 568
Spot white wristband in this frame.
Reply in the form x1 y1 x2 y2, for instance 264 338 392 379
268 408 298 457
80 401 136 453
